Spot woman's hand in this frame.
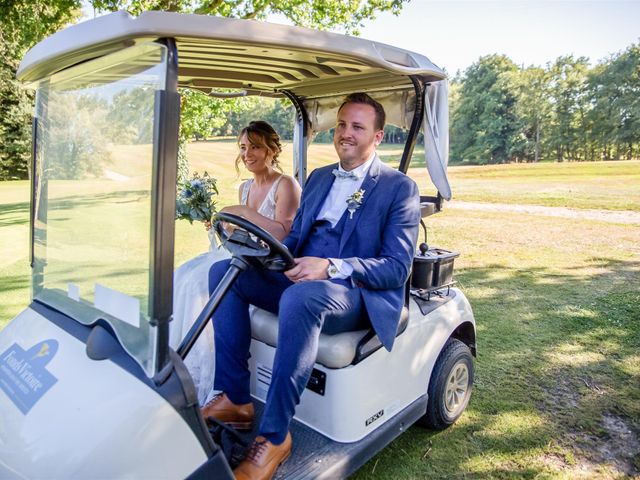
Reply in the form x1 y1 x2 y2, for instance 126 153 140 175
204 219 212 231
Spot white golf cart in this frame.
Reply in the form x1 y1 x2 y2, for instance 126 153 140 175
0 11 476 479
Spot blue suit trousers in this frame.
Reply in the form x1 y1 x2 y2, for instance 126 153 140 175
208 259 368 444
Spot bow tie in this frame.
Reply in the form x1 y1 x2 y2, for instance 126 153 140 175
332 169 359 181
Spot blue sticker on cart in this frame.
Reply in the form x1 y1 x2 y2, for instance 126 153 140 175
0 340 59 414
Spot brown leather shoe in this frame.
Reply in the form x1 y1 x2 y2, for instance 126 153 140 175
233 432 292 480
201 393 254 431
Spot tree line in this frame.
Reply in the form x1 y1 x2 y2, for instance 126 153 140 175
450 44 640 164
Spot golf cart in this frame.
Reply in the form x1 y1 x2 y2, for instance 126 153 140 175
0 11 476 479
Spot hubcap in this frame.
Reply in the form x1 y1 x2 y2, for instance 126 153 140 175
444 361 469 415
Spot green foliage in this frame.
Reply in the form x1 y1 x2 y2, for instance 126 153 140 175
451 43 640 164
451 55 521 164
90 0 408 34
546 55 590 161
587 44 640 160
215 96 294 139
0 43 31 180
44 93 113 179
107 87 155 144
514 66 551 162
0 1 81 180
179 89 239 141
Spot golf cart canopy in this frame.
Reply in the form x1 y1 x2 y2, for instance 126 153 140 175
18 11 446 96
18 11 451 199
19 11 451 376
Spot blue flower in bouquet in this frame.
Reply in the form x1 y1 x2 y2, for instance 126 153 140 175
176 171 218 224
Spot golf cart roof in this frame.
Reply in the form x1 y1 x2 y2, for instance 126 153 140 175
17 10 446 99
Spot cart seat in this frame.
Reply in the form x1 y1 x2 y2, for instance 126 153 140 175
249 306 409 369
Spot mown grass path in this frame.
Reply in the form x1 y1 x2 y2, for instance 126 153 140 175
0 144 638 478
449 200 640 224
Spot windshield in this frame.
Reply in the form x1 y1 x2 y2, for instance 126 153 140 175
32 43 168 376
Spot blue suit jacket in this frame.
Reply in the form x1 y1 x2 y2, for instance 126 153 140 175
284 155 420 351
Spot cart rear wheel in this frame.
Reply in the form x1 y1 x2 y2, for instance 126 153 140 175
419 337 474 430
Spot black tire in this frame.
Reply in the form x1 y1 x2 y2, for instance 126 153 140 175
419 337 474 430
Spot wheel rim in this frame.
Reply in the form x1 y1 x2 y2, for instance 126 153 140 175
444 361 469 415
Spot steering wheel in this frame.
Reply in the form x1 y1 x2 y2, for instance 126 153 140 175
212 212 295 271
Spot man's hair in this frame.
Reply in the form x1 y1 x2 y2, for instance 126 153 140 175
338 92 386 131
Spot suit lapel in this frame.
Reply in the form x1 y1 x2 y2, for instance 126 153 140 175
339 156 382 252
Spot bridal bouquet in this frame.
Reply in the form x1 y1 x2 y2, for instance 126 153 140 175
175 171 218 224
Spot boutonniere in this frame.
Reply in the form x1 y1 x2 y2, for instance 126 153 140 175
346 189 365 219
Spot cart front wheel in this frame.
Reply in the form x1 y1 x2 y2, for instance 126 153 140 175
420 337 474 430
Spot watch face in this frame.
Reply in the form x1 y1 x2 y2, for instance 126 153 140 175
328 264 339 277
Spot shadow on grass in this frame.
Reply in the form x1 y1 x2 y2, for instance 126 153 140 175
353 257 640 478
48 190 150 211
0 270 30 294
0 190 150 228
0 200 30 227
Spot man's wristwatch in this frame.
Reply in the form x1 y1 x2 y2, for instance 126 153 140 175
327 260 340 279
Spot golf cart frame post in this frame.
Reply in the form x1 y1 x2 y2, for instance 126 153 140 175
149 38 179 374
280 89 310 188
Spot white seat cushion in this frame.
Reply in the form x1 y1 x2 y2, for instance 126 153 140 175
249 307 369 369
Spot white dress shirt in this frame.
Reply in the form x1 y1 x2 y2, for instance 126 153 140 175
316 153 376 279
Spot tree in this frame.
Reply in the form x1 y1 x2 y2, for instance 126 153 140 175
0 1 81 180
545 55 590 161
0 41 31 179
450 55 522 164
90 0 408 35
216 97 294 139
587 43 640 160
514 66 551 162
45 92 112 179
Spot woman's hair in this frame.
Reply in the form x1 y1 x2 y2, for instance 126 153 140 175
235 120 283 174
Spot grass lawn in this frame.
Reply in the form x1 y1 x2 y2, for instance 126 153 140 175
1 141 638 478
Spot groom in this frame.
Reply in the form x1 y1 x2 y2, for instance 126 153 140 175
205 92 420 480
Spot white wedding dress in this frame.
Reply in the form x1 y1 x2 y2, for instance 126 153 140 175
171 175 283 405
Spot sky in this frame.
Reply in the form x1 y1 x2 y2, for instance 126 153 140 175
356 0 640 75
80 1 640 76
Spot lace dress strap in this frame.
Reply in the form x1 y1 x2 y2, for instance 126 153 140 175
240 179 253 206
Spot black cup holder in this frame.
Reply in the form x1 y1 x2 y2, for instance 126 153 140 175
411 248 459 290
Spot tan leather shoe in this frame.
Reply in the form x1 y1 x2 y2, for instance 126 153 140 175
233 432 292 480
201 393 254 431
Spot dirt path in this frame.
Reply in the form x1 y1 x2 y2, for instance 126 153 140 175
448 201 640 225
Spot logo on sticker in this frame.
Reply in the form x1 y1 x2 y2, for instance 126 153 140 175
0 340 59 414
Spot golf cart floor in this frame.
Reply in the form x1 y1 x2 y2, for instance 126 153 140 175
214 394 427 479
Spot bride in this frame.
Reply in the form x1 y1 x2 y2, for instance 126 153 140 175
172 121 301 404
